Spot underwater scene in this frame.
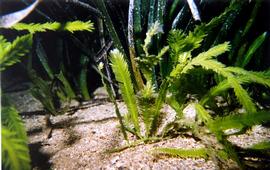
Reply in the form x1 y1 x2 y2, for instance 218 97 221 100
1 0 270 169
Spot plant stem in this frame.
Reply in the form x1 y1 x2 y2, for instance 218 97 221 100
97 18 117 97
128 0 145 91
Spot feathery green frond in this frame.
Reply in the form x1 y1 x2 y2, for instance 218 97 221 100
195 42 230 60
0 35 9 50
181 42 230 75
137 81 156 136
195 103 212 124
152 147 208 159
137 46 169 81
169 60 188 78
226 67 270 88
177 42 257 113
1 107 28 141
168 29 205 61
110 49 141 135
194 0 244 35
2 127 30 170
139 81 156 99
63 20 94 33
157 46 170 61
200 74 259 113
11 20 94 33
0 34 32 71
228 77 257 113
208 111 270 132
98 62 128 141
183 59 227 76
143 21 163 57
1 107 30 170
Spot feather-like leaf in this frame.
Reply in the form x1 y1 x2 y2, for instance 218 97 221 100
2 127 30 170
195 103 212 123
226 67 270 88
1 107 27 141
110 49 141 135
209 111 270 132
137 82 156 136
11 20 94 33
152 147 208 158
195 42 230 60
228 77 257 113
168 29 205 59
0 34 32 71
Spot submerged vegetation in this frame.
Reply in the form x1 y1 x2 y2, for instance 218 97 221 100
1 34 32 170
1 6 94 168
98 0 270 168
1 0 270 169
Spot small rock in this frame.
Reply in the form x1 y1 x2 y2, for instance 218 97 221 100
224 128 241 135
183 103 197 121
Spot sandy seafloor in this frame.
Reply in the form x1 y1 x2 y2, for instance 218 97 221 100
7 89 270 170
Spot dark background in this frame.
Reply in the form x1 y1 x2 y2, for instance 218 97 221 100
1 0 269 93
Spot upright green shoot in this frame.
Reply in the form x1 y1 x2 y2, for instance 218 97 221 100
110 49 141 136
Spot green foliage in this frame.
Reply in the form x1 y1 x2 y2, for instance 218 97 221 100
2 127 30 170
1 106 30 170
208 111 270 133
34 40 77 112
168 29 205 61
143 21 163 57
179 42 230 75
109 14 269 168
200 69 270 106
149 80 170 136
249 141 270 150
195 103 212 124
35 39 54 79
152 147 208 159
110 49 141 136
0 34 31 170
136 22 169 82
1 107 28 140
79 55 91 100
236 32 267 68
11 20 94 33
0 34 32 71
29 70 58 115
16 19 94 112
55 71 76 100
97 62 128 141
95 0 270 168
137 82 156 137
228 77 257 113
